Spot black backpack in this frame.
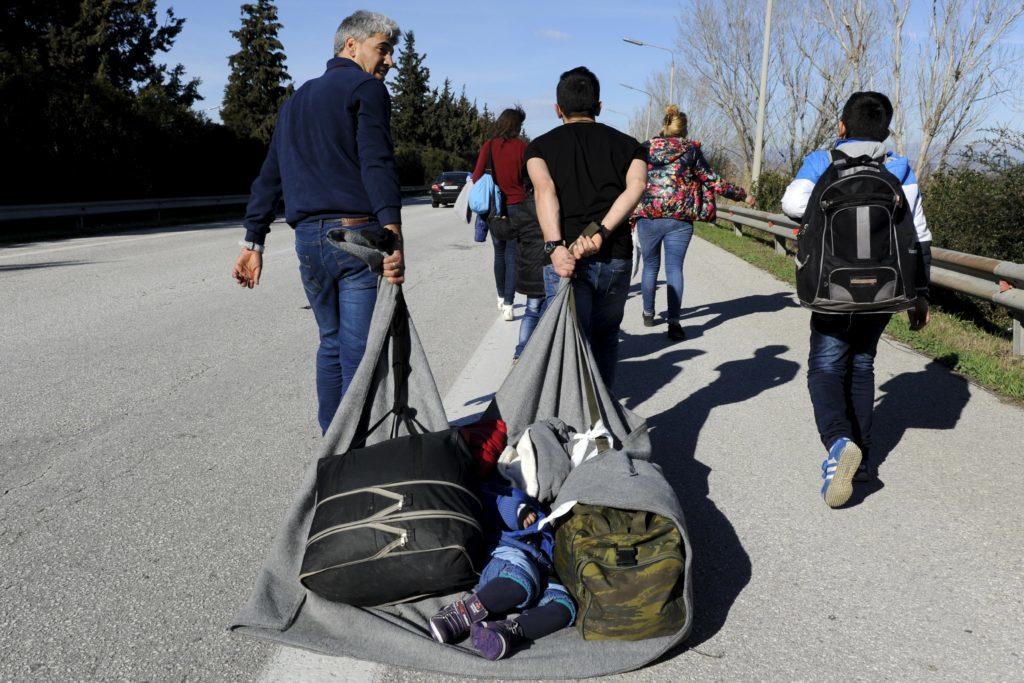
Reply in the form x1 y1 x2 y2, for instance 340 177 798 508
795 149 919 313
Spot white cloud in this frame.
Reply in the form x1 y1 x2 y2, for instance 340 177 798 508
536 29 570 41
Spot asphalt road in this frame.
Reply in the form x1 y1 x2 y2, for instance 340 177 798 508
1 199 1022 681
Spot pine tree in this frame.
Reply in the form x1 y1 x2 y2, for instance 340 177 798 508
1 0 212 202
221 0 292 143
389 31 431 146
427 79 457 151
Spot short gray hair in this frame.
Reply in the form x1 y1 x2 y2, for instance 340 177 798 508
333 10 401 55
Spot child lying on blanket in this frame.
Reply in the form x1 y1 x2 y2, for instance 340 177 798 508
429 480 576 660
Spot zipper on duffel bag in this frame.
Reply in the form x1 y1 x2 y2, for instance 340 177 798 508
314 480 482 511
306 509 482 547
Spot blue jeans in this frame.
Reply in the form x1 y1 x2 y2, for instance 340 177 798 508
807 312 891 462
492 234 517 305
514 296 546 358
476 546 576 623
636 218 693 322
294 219 379 434
544 258 631 388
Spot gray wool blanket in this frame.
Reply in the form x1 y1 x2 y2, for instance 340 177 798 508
230 276 692 679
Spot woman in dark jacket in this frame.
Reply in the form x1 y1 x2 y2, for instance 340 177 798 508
511 193 546 361
472 108 528 322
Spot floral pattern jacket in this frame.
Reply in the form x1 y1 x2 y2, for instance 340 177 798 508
631 137 747 225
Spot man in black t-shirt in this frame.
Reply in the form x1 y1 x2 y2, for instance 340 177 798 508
526 66 648 388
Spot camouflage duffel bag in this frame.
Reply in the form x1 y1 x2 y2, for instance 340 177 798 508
553 504 686 640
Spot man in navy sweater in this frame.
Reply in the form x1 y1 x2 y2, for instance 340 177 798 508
232 10 406 434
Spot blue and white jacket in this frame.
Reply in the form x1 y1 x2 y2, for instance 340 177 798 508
781 139 932 293
781 139 931 243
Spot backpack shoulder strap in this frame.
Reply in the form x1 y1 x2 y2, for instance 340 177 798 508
486 139 497 177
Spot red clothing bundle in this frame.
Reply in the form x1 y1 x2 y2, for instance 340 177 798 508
472 137 527 206
458 419 508 478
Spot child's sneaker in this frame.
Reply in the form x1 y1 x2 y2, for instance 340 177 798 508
429 594 488 644
642 311 656 327
821 437 862 508
470 619 524 660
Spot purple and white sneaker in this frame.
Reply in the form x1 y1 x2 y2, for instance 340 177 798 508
429 594 487 644
470 619 524 661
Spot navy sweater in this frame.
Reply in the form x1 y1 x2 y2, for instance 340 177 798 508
243 58 402 245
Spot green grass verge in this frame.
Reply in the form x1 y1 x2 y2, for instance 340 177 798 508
694 221 1024 402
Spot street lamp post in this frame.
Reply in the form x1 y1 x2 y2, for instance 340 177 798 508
750 0 774 188
622 37 677 106
619 83 654 140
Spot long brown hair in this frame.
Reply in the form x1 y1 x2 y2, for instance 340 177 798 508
492 106 526 140
661 104 687 138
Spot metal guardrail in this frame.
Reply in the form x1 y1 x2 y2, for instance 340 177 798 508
0 187 430 224
715 203 1024 355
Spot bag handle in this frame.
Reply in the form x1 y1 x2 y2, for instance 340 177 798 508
585 508 613 536
629 509 649 536
485 140 507 218
486 138 497 178
829 148 850 166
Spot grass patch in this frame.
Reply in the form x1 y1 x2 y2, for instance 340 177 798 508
694 221 1024 402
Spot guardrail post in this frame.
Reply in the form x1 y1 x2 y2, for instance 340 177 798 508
774 235 787 255
1013 312 1023 356
732 222 742 238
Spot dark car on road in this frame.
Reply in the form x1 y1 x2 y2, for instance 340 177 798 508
430 171 471 208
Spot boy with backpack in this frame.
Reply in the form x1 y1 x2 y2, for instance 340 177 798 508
781 92 932 508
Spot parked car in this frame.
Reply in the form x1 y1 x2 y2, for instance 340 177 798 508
430 171 471 208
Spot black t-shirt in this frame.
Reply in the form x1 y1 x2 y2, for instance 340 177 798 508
525 122 645 261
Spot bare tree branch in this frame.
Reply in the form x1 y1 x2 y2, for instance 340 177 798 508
914 0 1024 182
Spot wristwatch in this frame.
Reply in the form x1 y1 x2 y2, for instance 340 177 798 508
238 240 265 253
543 240 565 257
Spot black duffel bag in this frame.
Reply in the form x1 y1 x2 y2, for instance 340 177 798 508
300 428 486 606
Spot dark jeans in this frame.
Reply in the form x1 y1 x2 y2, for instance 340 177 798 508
514 296 547 358
807 312 891 462
294 219 379 434
492 232 517 305
544 258 631 388
635 218 694 322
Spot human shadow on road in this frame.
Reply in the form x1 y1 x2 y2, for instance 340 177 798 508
620 344 800 650
615 333 705 409
846 354 971 507
616 292 800 362
678 292 800 340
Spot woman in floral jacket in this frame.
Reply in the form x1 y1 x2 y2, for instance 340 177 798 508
632 105 755 340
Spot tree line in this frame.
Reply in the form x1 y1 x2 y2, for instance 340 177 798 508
0 1 494 206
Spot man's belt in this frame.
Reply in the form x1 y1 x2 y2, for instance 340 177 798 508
340 216 371 226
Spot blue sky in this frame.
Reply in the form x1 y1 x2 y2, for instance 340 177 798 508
160 0 682 137
161 1 1023 140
